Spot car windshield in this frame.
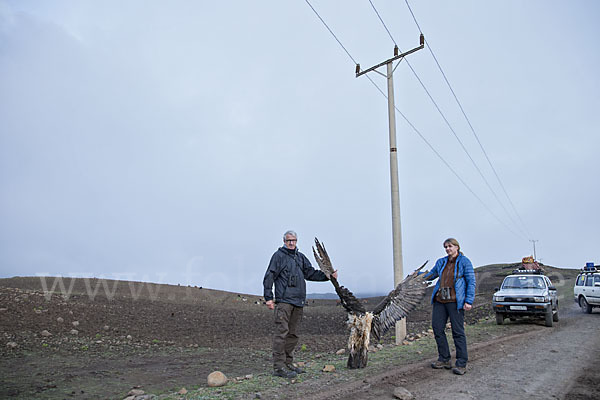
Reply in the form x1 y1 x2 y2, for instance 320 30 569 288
502 276 545 289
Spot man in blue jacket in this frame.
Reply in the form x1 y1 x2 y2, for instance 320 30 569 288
263 230 337 378
424 238 476 375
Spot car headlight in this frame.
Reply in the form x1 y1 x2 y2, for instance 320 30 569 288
534 296 549 302
494 296 504 302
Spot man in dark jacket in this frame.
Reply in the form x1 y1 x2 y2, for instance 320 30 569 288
263 230 337 378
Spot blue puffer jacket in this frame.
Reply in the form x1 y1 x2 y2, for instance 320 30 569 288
424 253 476 310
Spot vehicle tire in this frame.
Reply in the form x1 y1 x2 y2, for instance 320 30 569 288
495 313 504 325
544 309 553 327
580 297 593 314
553 304 559 322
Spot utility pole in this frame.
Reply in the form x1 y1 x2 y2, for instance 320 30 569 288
529 239 538 260
356 35 424 344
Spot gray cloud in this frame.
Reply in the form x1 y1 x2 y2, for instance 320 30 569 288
1 1 599 295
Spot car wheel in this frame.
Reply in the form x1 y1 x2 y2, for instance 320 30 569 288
544 308 553 327
495 313 504 325
553 304 559 322
580 297 593 314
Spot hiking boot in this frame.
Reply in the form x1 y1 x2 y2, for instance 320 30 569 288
452 366 466 375
273 368 297 379
431 360 452 369
286 364 305 374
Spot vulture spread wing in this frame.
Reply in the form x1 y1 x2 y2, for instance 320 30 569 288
312 237 429 369
313 238 365 314
370 261 429 342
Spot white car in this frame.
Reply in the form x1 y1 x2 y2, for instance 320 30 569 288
492 269 558 327
574 264 600 314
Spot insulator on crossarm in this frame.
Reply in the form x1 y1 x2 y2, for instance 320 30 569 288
420 33 425 46
394 45 398 56
355 64 360 74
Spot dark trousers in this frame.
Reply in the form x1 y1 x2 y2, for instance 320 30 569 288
272 302 303 370
432 301 468 367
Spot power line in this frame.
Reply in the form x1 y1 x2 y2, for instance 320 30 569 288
368 0 528 238
405 58 528 238
304 0 358 65
403 0 423 33
366 75 524 239
303 0 526 240
403 0 533 239
368 0 396 46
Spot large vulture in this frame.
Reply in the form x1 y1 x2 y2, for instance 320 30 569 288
312 238 429 369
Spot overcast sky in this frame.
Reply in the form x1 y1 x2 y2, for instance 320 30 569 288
1 0 598 296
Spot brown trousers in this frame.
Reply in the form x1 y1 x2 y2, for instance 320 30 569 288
272 302 304 370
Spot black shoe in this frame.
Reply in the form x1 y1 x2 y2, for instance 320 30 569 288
273 368 297 378
286 364 305 374
431 360 452 369
452 366 466 375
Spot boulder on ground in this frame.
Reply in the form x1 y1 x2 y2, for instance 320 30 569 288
322 364 335 372
393 386 414 400
57 317 64 323
336 348 345 355
207 371 228 387
41 330 52 337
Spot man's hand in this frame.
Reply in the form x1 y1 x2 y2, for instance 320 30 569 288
332 270 338 280
464 303 472 311
266 300 274 310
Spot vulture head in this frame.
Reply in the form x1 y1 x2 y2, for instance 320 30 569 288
312 238 429 369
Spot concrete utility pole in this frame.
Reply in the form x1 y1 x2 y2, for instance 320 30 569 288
530 239 539 260
356 35 424 344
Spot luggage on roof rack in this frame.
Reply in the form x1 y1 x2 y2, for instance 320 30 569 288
519 256 543 273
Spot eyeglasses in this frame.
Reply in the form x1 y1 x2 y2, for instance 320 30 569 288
285 239 297 243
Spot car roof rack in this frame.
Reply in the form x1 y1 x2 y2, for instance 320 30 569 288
512 268 544 275
582 263 598 273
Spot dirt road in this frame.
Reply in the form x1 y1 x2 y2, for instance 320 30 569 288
307 303 600 400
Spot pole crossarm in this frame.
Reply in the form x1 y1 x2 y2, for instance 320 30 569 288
355 35 424 78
